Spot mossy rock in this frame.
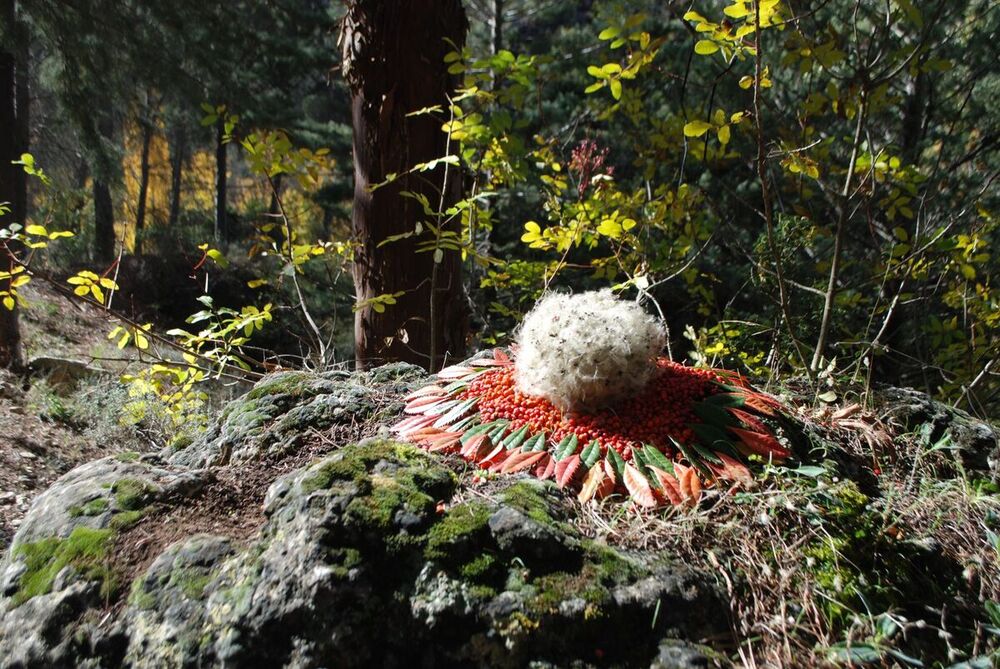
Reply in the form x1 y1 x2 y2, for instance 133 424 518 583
10 526 114 607
168 368 407 468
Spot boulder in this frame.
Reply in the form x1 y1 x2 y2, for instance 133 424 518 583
0 366 727 668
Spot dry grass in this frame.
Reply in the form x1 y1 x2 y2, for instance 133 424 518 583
519 403 1000 668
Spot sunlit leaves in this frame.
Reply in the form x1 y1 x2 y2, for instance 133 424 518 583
241 130 331 189
0 267 28 310
108 323 152 350
683 121 713 138
197 243 229 269
694 40 719 55
67 270 118 304
354 291 405 314
13 153 51 185
780 152 820 180
200 103 239 143
521 221 544 247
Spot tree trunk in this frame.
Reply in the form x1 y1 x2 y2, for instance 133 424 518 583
134 117 153 255
214 118 228 243
93 177 115 264
0 0 27 371
168 123 186 227
492 0 504 55
342 0 469 371
93 115 116 264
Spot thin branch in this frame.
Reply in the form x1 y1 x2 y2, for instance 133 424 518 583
752 4 815 381
811 94 867 371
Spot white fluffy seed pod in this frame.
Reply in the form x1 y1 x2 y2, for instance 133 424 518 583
513 289 666 412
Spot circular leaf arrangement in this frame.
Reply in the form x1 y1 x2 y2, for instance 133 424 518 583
393 348 792 509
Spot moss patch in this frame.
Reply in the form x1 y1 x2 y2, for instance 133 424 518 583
425 502 492 561
528 542 644 615
114 451 140 463
12 527 114 606
500 481 575 535
245 372 315 401
300 441 457 553
69 498 110 518
112 477 155 511
109 509 146 531
301 441 438 493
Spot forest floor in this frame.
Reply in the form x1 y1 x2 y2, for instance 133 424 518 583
0 283 154 545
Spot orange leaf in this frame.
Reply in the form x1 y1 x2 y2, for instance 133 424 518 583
740 393 783 417
392 414 429 434
688 469 703 504
555 454 582 489
680 468 702 506
501 450 546 474
623 463 657 508
533 453 555 479
716 451 752 484
460 433 492 459
728 408 767 433
578 464 606 503
404 384 447 402
408 426 446 442
405 397 449 415
602 457 618 488
478 443 507 467
426 434 461 452
730 427 790 459
493 348 511 364
650 466 683 506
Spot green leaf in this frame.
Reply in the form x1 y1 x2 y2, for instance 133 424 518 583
487 420 511 443
694 40 719 55
642 445 675 473
609 78 622 100
693 402 738 427
524 432 547 452
689 423 732 448
460 421 498 444
683 120 713 137
605 447 625 478
703 392 746 408
554 434 579 460
596 218 623 238
826 643 882 664
580 440 601 468
501 425 530 450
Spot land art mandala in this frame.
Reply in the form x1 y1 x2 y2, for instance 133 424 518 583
393 291 792 508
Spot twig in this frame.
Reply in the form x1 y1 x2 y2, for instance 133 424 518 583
266 173 327 367
811 93 867 371
752 5 815 381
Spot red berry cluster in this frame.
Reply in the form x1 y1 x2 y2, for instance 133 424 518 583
462 359 721 459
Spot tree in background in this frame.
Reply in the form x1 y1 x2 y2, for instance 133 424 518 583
341 0 470 371
0 0 28 369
